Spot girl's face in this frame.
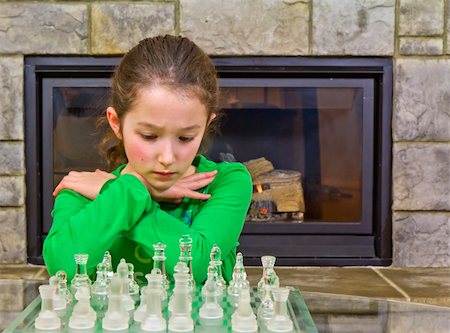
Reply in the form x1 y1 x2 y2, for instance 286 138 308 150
107 86 212 191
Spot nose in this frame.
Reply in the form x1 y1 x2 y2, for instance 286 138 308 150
157 140 176 167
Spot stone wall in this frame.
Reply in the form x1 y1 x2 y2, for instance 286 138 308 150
0 0 449 267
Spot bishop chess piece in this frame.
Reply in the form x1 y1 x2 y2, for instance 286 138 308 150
35 285 61 330
55 270 73 306
152 242 170 291
117 258 135 311
179 234 195 291
101 250 114 283
257 255 279 295
210 244 226 292
228 252 250 303
102 274 129 331
49 276 66 311
199 268 224 321
168 267 194 332
140 272 166 332
267 287 293 333
127 262 140 300
231 286 258 333
70 253 92 294
68 286 97 329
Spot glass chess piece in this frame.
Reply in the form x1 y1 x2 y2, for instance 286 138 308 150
70 253 92 294
168 267 194 332
128 262 140 300
168 262 192 313
228 253 250 306
117 258 135 311
55 270 73 305
140 272 166 332
210 244 226 292
102 273 129 331
231 286 258 333
68 286 97 329
92 262 109 308
135 270 167 323
267 287 293 333
152 242 170 291
199 268 224 321
49 276 66 311
35 285 61 330
257 255 279 295
101 250 114 282
179 234 195 291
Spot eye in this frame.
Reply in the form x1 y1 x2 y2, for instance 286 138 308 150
140 133 157 141
179 136 194 142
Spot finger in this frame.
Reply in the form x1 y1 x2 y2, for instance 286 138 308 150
179 188 212 200
177 171 217 187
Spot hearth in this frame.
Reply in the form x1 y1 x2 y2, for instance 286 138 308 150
25 57 392 265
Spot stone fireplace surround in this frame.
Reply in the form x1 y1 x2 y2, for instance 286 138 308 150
0 0 449 271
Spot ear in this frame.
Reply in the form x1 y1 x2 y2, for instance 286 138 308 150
207 113 217 127
106 107 122 140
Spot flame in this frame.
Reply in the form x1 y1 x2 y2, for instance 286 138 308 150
255 183 263 193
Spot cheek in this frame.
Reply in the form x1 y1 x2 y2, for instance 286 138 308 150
125 141 150 162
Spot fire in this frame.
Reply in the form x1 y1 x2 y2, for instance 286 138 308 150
255 183 263 193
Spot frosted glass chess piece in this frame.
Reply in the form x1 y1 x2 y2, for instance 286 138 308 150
92 262 109 309
70 253 92 294
179 234 195 291
55 270 73 305
127 262 140 300
134 270 166 323
257 255 279 295
140 272 166 332
117 258 135 311
101 250 114 283
69 286 97 329
210 244 226 292
102 274 129 331
199 268 224 322
153 242 170 291
49 276 66 311
267 287 293 333
169 262 192 313
231 286 258 333
228 252 250 305
35 285 61 330
168 267 194 332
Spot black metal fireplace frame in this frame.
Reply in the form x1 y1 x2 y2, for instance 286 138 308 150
25 56 392 266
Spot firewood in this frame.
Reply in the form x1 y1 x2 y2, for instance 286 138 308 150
243 157 274 179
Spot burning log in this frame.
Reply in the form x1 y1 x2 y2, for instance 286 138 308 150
243 157 274 179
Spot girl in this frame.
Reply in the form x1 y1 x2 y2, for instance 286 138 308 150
43 35 253 284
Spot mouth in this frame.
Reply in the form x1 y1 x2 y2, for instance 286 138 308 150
153 171 176 179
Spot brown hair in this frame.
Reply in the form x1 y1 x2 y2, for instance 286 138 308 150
98 35 220 169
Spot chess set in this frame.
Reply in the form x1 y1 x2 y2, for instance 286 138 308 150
5 235 318 333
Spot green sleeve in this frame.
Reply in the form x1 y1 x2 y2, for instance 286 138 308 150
43 174 153 279
125 163 253 284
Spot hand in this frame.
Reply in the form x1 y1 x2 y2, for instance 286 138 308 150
149 170 218 204
53 169 117 200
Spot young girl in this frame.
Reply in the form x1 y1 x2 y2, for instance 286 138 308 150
43 35 252 284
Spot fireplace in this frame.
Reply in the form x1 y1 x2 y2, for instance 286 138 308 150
25 57 392 265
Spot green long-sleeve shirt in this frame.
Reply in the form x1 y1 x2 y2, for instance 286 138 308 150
43 155 252 285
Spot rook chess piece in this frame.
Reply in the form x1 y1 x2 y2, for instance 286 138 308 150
68 286 97 329
35 285 61 330
267 287 293 333
152 242 170 291
70 253 92 294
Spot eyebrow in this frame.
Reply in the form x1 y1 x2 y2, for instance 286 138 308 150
137 122 201 131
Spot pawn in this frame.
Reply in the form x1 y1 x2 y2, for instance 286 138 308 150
267 288 293 333
140 272 166 332
102 274 129 331
49 276 66 311
92 262 109 297
231 286 258 333
55 270 73 305
228 252 250 301
35 285 61 330
199 269 223 320
69 286 97 329
117 258 134 311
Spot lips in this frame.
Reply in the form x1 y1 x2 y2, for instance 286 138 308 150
154 171 176 179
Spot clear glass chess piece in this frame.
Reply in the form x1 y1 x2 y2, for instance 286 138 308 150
267 287 293 333
140 272 166 332
117 258 135 311
102 273 129 331
228 252 250 306
210 244 226 292
70 253 92 294
231 286 258 333
179 234 195 291
101 250 114 282
49 276 66 311
127 262 140 299
68 286 97 329
168 268 194 332
35 285 61 330
257 255 279 295
92 262 109 308
55 270 73 305
199 269 224 321
152 242 170 291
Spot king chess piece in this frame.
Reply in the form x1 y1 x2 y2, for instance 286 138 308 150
35 285 61 331
168 266 194 332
